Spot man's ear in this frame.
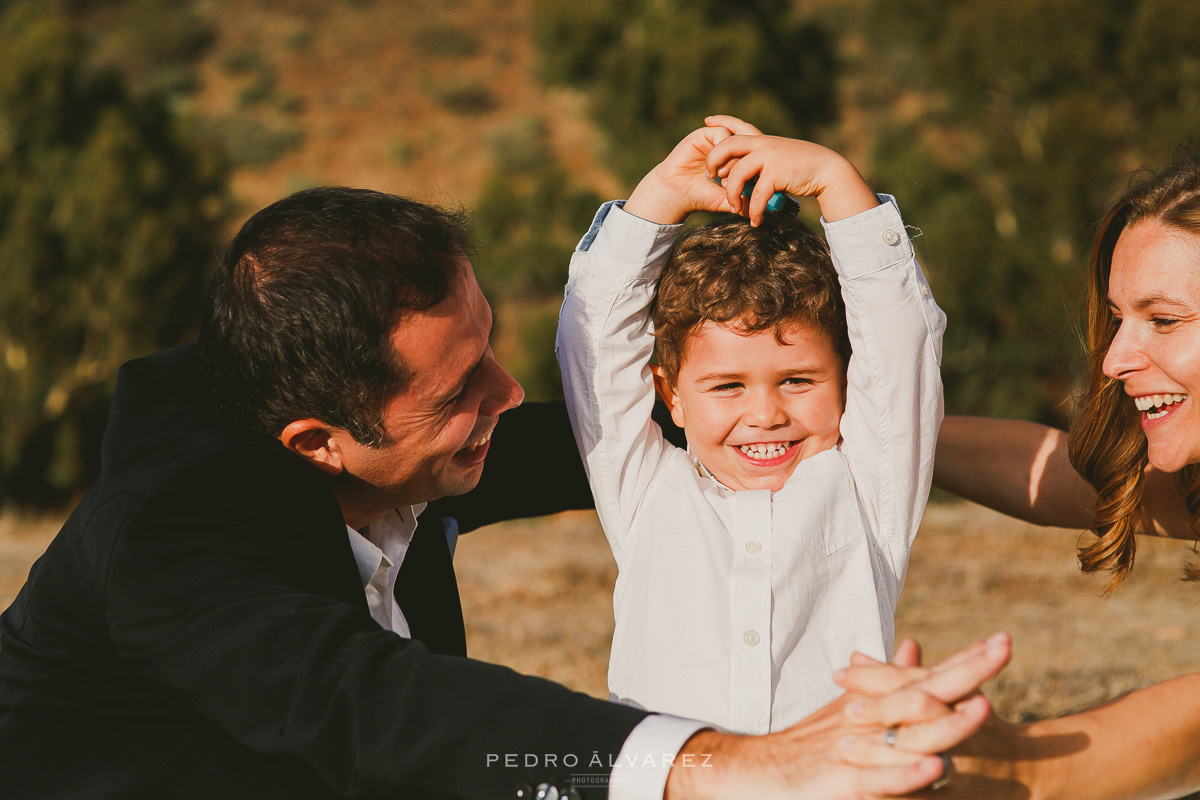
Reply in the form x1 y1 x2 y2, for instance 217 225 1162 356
650 365 686 429
278 420 345 475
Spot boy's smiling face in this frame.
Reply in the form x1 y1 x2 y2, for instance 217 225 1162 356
653 316 846 492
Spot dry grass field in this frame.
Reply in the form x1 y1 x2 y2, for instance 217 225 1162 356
9 502 1198 725
454 502 1200 722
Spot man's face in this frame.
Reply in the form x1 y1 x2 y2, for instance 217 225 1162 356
336 258 524 512
658 317 846 492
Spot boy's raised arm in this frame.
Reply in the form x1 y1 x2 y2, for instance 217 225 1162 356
556 126 739 559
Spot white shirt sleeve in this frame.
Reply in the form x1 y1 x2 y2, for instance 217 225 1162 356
608 715 710 800
556 201 682 563
822 195 945 592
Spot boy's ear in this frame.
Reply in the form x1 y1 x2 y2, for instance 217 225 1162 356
650 365 687 429
278 420 345 475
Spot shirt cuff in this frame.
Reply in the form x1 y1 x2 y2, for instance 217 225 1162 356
575 201 683 280
821 193 914 279
607 715 710 800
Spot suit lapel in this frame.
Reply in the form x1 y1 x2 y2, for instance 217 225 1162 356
394 519 467 657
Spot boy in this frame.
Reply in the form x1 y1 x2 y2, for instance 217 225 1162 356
556 117 945 734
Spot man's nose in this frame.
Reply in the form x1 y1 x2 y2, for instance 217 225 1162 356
480 354 524 415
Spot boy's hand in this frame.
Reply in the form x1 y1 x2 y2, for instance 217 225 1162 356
704 114 879 226
623 126 740 225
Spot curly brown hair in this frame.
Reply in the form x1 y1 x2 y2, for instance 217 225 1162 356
650 214 851 386
1069 151 1200 594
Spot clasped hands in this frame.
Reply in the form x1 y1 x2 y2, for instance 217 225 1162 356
666 633 1012 800
836 633 1010 773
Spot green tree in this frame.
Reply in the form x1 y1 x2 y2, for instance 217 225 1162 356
858 0 1200 424
0 2 229 504
533 0 837 187
472 117 602 401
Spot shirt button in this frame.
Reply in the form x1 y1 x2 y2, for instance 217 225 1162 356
882 228 901 246
743 630 761 646
744 540 762 554
920 282 931 297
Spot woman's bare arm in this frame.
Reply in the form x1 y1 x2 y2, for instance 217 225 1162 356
839 659 1200 800
952 673 1200 800
934 416 1194 538
933 416 1096 528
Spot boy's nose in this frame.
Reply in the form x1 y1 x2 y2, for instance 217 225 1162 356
745 392 788 428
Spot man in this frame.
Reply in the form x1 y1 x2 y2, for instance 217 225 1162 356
0 188 1003 798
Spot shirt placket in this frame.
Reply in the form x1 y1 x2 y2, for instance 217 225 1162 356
729 490 773 734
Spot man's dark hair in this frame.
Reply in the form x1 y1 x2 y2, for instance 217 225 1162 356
199 186 470 446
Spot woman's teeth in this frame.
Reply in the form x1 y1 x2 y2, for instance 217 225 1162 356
461 430 492 454
738 442 791 460
1135 393 1187 419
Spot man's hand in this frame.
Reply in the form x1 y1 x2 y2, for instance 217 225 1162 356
703 115 879 226
663 633 1012 799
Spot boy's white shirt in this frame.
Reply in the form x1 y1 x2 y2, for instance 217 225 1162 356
557 197 946 736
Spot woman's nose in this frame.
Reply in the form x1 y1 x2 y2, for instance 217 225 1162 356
1101 320 1147 381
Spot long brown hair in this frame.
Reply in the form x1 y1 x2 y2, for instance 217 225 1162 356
1069 152 1200 593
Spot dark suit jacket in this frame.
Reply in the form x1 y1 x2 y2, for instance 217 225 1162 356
0 343 647 799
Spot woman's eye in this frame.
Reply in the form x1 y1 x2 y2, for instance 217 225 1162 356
1152 317 1181 329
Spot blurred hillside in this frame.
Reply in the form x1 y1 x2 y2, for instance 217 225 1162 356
2 0 1199 503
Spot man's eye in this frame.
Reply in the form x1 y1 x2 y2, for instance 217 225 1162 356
1152 316 1181 329
447 384 470 406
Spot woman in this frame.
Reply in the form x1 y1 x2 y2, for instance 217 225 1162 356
844 154 1200 797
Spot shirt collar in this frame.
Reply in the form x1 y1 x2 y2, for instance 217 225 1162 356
688 443 733 491
346 526 386 588
344 503 428 588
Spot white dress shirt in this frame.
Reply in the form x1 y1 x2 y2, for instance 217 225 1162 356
345 504 426 636
556 197 945 734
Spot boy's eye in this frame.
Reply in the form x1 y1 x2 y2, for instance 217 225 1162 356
709 382 742 393
782 377 813 386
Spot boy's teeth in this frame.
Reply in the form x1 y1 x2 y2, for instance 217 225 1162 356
738 442 791 459
1134 393 1187 415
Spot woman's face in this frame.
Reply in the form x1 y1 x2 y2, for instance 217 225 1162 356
1103 219 1200 471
